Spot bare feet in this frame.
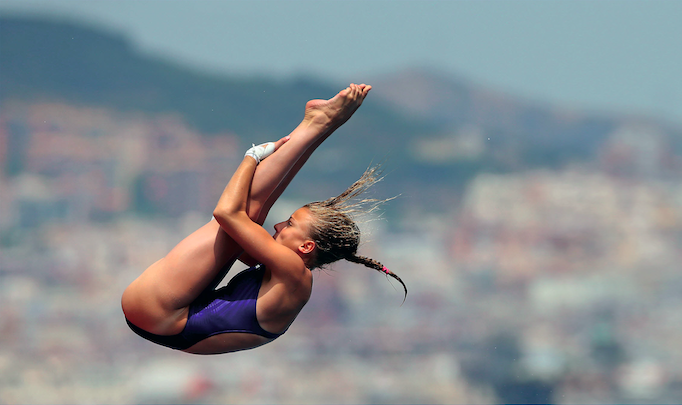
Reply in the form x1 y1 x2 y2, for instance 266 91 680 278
302 83 372 129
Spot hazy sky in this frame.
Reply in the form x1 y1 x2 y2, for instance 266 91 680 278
2 0 682 124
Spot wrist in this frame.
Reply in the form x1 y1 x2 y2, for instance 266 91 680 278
244 142 276 164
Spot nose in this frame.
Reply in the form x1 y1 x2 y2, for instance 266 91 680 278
274 221 284 233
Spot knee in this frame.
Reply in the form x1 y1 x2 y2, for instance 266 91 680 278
121 280 150 324
120 283 138 320
121 284 158 333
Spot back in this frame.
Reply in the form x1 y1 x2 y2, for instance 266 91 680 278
256 264 313 335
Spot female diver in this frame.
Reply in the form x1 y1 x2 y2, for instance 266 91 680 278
121 84 406 354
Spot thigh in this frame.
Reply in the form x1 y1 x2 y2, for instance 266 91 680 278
122 220 243 334
184 332 272 355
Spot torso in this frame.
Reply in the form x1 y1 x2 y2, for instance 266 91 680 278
183 265 313 354
256 265 313 332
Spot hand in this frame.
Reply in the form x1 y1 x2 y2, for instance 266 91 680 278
245 135 290 164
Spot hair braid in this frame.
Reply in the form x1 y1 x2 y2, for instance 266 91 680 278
303 165 407 304
347 254 407 304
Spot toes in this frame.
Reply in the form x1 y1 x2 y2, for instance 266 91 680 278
341 83 368 100
352 83 361 98
346 84 354 99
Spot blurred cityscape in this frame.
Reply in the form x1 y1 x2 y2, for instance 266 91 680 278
2 97 682 404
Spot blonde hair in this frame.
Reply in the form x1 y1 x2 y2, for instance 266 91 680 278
304 166 407 302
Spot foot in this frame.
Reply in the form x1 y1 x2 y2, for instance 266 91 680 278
302 83 372 129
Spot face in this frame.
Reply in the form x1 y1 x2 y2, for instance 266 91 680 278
273 207 315 255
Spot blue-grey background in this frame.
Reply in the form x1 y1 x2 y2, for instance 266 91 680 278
1 1 682 403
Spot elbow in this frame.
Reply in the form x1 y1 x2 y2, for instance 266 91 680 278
213 205 244 228
212 208 231 223
212 208 246 236
212 209 233 233
212 208 223 221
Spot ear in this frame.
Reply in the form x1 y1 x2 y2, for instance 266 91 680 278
299 240 316 254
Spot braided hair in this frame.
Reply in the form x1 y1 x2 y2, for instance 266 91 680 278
303 166 407 303
346 254 407 304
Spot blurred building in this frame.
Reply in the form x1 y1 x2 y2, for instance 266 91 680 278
2 102 682 403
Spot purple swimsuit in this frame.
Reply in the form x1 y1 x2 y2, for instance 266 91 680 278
126 265 285 350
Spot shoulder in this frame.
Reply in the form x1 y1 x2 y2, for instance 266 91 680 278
263 261 312 301
258 263 312 326
268 260 311 290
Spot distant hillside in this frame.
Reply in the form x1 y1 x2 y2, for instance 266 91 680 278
373 68 682 169
1 16 439 198
3 16 682 212
0 17 426 139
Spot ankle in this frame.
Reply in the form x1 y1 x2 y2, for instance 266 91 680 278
301 114 333 131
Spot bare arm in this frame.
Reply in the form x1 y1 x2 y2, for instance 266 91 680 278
213 157 305 279
214 156 257 218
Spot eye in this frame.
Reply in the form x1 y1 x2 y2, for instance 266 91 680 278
287 220 292 226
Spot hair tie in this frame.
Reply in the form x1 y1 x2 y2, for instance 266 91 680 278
382 266 390 274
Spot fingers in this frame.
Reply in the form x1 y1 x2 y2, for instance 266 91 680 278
273 135 290 151
246 135 289 164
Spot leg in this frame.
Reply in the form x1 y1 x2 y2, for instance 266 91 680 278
122 84 371 335
247 84 372 222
